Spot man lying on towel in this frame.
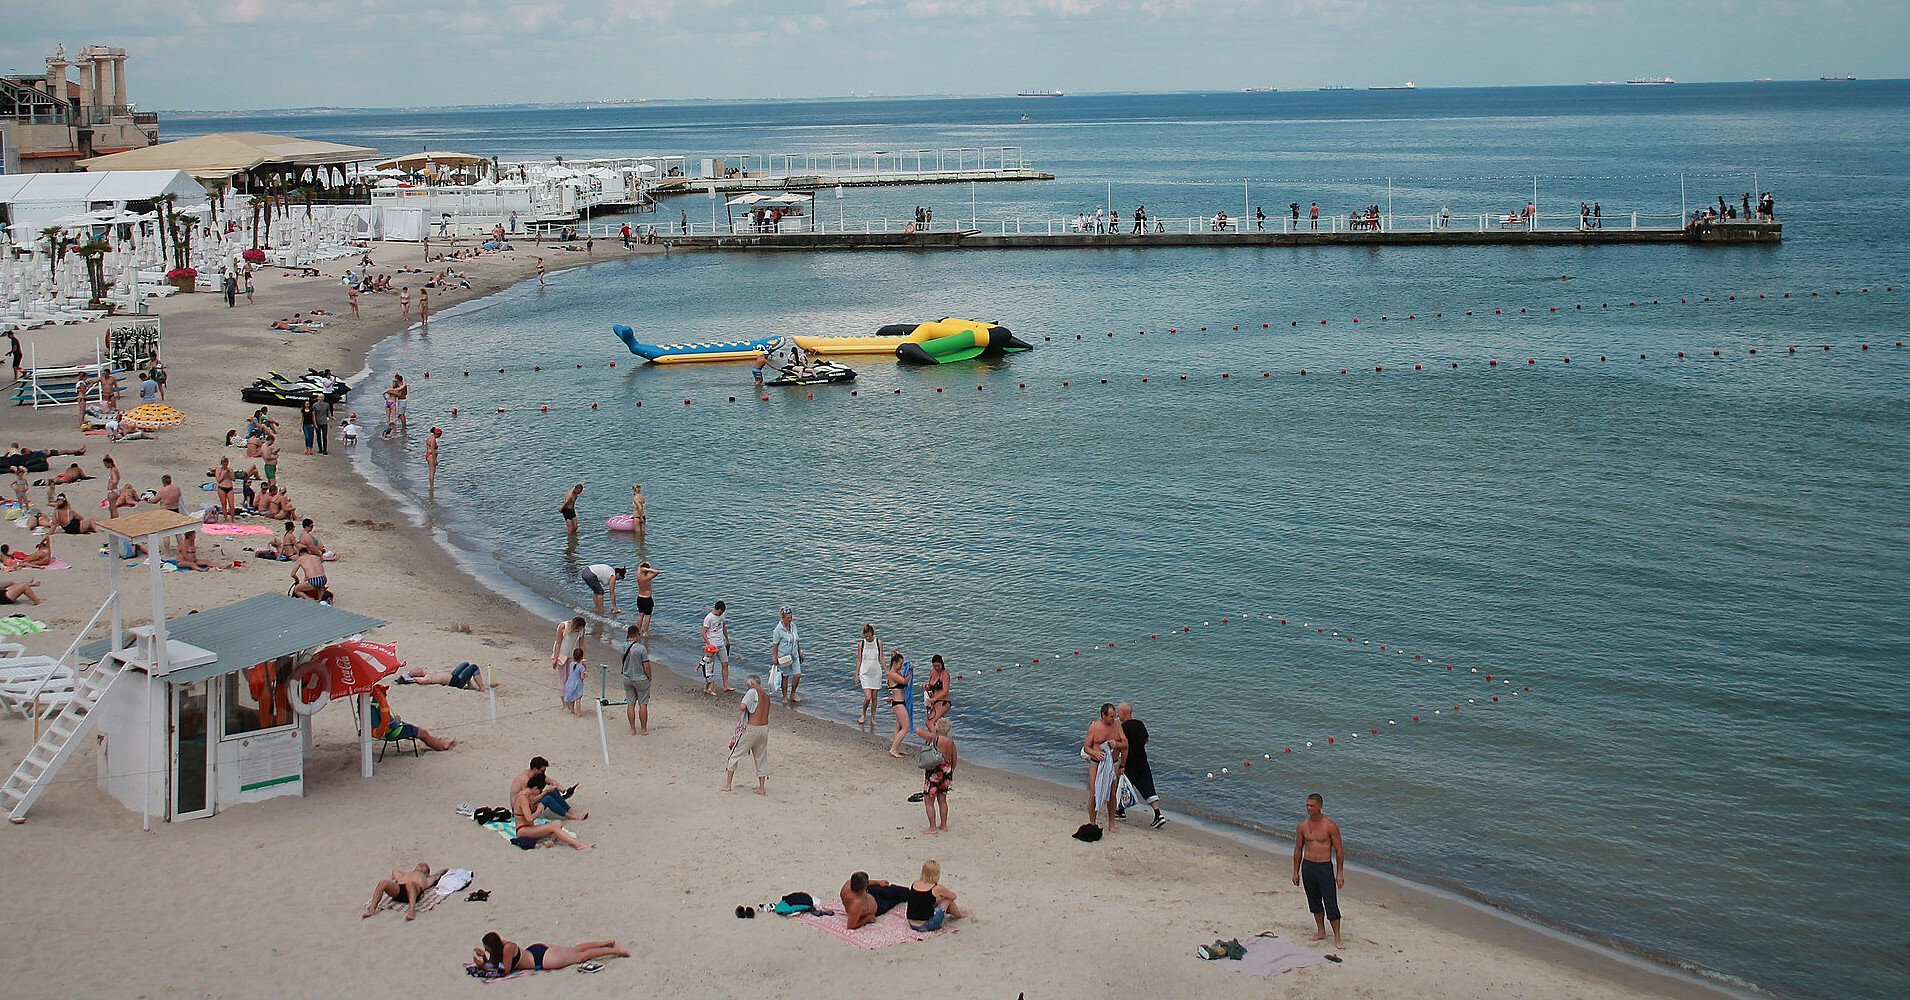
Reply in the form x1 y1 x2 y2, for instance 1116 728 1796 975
393 662 490 692
363 862 442 921
841 871 912 930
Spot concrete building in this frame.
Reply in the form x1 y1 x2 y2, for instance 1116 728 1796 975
1 44 159 175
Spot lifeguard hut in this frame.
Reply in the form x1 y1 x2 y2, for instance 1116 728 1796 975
1 511 385 825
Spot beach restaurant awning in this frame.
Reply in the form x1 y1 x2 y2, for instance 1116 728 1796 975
374 151 487 170
78 132 379 182
78 592 386 685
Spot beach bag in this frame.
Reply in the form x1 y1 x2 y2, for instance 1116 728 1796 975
915 741 945 771
1117 775 1140 812
768 663 783 688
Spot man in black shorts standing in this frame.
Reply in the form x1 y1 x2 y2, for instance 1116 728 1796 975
1293 792 1346 949
1116 702 1167 828
560 483 583 537
634 562 659 636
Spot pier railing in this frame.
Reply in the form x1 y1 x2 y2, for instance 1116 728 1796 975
528 211 1700 240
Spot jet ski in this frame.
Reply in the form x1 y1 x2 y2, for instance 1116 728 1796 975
764 361 857 387
240 368 352 407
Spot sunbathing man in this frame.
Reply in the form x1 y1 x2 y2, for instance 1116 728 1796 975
511 775 589 849
473 932 626 976
362 862 442 921
393 662 490 692
509 756 585 820
841 871 914 930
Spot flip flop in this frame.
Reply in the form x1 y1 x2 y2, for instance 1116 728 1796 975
577 962 603 973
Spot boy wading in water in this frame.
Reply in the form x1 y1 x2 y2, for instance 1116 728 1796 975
1293 792 1347 949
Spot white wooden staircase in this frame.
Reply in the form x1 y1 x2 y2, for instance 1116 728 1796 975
2 653 127 823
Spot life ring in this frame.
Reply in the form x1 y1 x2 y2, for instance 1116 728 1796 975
904 222 917 235
288 662 331 716
605 515 637 532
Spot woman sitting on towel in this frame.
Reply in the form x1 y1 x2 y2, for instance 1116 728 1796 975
905 859 970 933
473 932 627 976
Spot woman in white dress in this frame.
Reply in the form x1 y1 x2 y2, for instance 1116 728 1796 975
854 623 884 726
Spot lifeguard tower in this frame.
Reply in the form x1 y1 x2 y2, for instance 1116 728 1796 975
1 511 385 825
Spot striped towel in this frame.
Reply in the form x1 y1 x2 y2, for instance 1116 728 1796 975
376 886 445 915
482 818 552 848
0 616 47 636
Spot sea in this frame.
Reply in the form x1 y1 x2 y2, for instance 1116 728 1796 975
168 83 1910 1000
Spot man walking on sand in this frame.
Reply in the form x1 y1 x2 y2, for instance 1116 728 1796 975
702 600 733 693
722 674 770 794
619 624 651 735
1082 703 1127 835
770 606 804 705
1116 702 1167 828
1293 793 1346 949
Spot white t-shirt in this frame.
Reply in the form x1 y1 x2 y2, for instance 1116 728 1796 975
702 611 728 646
740 688 760 715
586 564 616 587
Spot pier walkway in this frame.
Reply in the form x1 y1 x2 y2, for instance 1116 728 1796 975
653 215 1780 250
650 145 1052 194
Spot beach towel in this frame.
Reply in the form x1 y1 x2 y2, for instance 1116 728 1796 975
1218 936 1329 977
376 885 446 915
201 523 273 536
6 559 69 571
0 617 47 636
793 908 956 950
463 964 544 984
481 818 552 849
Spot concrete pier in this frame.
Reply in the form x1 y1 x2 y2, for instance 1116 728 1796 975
653 167 1054 195
671 220 1780 251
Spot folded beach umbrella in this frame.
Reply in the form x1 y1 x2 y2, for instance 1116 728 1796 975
302 640 405 699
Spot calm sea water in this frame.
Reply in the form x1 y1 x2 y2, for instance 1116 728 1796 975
178 85 1910 1000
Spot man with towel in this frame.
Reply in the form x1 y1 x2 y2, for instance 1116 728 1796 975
362 862 442 921
1082 703 1127 836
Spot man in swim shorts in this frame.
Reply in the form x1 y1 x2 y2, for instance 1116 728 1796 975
701 600 733 693
751 347 768 389
1293 792 1346 949
633 561 658 635
580 563 623 616
841 871 912 930
363 862 442 920
560 483 583 537
619 624 651 735
293 551 328 600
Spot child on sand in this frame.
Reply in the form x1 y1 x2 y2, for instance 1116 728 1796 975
562 647 587 715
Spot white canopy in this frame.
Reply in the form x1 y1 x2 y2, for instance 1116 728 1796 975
0 170 206 236
727 192 773 206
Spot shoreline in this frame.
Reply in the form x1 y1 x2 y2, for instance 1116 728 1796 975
2 238 1763 1000
342 251 1763 1000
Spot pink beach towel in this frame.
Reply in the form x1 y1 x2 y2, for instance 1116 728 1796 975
1219 936 1329 977
5 560 68 571
200 523 274 536
793 908 956 949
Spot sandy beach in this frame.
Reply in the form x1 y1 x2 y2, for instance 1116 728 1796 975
1 238 1746 1000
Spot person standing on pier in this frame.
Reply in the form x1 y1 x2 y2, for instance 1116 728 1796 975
1109 208 1119 233
1133 205 1146 233
1592 203 1601 228
1310 202 1320 229
1094 206 1105 233
1291 202 1300 228
1440 204 1451 228
1255 206 1266 229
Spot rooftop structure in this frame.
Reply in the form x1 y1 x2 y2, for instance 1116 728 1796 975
1 44 159 174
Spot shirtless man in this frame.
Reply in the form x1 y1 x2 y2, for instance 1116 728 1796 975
392 662 489 692
510 755 584 820
633 562 659 635
1082 702 1127 835
292 550 328 599
1292 793 1347 948
362 862 442 921
751 347 768 389
559 483 583 537
721 675 771 795
841 871 912 930
153 474 182 514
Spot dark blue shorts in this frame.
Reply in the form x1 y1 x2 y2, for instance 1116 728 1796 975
1301 859 1340 921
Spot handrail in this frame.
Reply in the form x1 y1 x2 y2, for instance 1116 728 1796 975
19 593 116 735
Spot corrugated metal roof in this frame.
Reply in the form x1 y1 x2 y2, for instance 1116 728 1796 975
78 592 386 685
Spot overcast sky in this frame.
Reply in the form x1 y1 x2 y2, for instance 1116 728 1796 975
4 1 1905 111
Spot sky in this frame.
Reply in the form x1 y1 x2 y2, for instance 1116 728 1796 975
2 0 1906 111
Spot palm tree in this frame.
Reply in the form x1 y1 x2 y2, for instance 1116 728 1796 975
77 238 110 303
39 226 65 279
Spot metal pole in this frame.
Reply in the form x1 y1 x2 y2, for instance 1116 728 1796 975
1387 178 1393 230
1533 175 1539 230
1680 173 1686 221
596 698 611 766
1244 179 1250 230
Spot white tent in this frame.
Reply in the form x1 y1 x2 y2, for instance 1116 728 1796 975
0 170 206 237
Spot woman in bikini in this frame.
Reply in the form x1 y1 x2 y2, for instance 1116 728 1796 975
924 654 951 726
887 651 912 758
215 457 236 516
511 775 591 850
474 931 627 976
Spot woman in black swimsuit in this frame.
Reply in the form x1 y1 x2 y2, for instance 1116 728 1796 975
924 654 951 725
51 498 96 535
474 932 627 976
887 651 911 758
